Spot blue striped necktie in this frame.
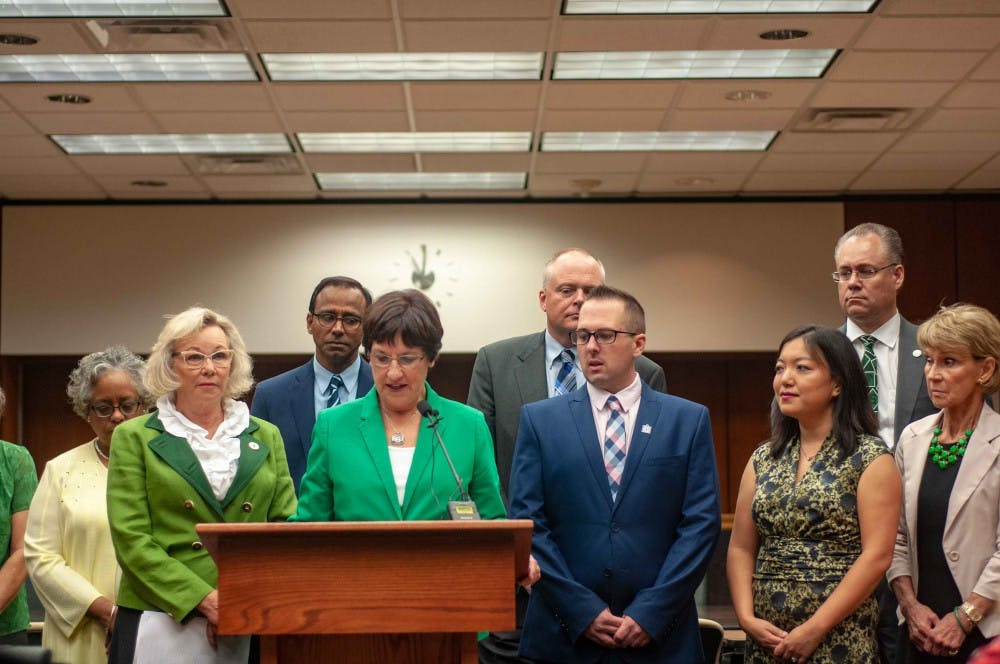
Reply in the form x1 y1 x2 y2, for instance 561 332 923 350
554 349 578 395
325 374 345 409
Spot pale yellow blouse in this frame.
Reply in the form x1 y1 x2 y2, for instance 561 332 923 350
24 441 120 664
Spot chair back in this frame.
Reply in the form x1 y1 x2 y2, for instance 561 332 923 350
699 617 725 664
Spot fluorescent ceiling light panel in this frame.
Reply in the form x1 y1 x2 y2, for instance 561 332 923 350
563 0 876 13
316 172 527 191
0 54 255 82
553 49 835 79
0 0 226 17
263 52 543 81
541 131 776 151
51 133 292 154
298 132 532 153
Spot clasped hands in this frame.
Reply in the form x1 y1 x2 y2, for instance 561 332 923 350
745 616 821 663
584 608 651 649
904 601 965 657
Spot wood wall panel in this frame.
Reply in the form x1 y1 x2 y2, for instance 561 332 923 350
955 199 1000 315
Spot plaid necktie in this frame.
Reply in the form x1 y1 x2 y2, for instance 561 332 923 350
604 396 627 502
860 335 879 414
554 349 578 395
325 374 345 409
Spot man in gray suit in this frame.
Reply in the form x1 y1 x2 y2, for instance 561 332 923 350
834 223 937 664
468 247 667 664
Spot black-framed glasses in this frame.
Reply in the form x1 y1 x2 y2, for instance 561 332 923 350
831 263 898 283
570 328 639 346
90 400 143 418
173 349 234 369
310 311 363 331
369 352 425 369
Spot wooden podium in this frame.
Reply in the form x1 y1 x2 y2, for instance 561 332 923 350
197 520 533 664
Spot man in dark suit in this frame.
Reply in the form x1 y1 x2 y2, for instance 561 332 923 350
468 248 666 503
509 285 720 663
251 276 374 492
834 223 937 664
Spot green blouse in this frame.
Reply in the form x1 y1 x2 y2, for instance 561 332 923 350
0 440 38 636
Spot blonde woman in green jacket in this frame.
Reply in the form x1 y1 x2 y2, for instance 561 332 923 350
107 307 296 664
294 289 506 522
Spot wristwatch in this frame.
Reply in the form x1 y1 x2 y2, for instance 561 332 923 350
961 602 984 624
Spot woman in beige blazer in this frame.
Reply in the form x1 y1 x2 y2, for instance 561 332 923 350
889 303 1000 663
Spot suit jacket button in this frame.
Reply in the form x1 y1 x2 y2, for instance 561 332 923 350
241 501 253 513
610 522 620 533
602 568 612 578
183 500 194 509
948 551 960 562
192 541 204 550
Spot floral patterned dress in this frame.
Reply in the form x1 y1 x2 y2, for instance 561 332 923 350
746 434 888 663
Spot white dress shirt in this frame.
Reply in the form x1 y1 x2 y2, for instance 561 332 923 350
846 312 901 447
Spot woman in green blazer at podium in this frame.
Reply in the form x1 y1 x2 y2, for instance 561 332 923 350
294 289 506 523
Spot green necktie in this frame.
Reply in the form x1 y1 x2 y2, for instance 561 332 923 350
860 335 879 414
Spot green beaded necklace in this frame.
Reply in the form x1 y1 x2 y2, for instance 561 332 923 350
928 427 973 470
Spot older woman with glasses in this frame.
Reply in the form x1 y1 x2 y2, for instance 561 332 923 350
25 346 150 663
294 289 507 523
106 307 296 664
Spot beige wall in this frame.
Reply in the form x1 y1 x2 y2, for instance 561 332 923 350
2 201 843 354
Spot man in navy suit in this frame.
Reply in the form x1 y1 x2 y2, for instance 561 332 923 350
251 276 375 492
509 285 720 663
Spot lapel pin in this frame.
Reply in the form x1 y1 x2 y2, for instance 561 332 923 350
248 441 260 450
912 349 922 358
641 424 652 434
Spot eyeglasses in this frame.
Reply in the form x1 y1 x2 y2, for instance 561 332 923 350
90 400 143 418
310 312 363 331
173 349 234 368
369 352 425 369
831 263 897 283
569 328 639 345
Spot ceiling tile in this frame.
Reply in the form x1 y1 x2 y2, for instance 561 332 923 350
744 171 853 191
0 21 95 54
410 82 540 110
869 151 994 171
770 131 900 153
920 109 1000 132
285 111 410 132
954 169 1000 190
72 154 191 175
944 82 1000 108
245 20 397 52
849 170 966 190
880 0 1000 14
131 83 272 112
202 174 317 193
637 171 745 193
304 154 415 171
0 84 140 112
272 83 405 111
546 81 679 110
676 80 817 110
757 152 877 172
703 16 867 50
529 172 638 194
830 51 982 81
810 81 951 108
856 17 1000 50
558 17 709 51
1 135 68 157
93 174 207 193
414 110 536 131
230 0 391 19
398 0 557 19
104 189 214 200
419 153 532 170
541 110 665 131
534 152 647 173
403 20 551 51
662 108 794 131
0 174 104 198
971 51 1000 81
894 132 1000 152
0 112 36 135
26 112 158 134
154 111 283 132
0 156 79 175
645 152 763 171
215 190 318 200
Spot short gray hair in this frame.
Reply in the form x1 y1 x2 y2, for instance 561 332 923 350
144 306 254 400
834 223 904 265
67 346 150 419
541 248 605 288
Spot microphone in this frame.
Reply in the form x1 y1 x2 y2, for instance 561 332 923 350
417 399 480 521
